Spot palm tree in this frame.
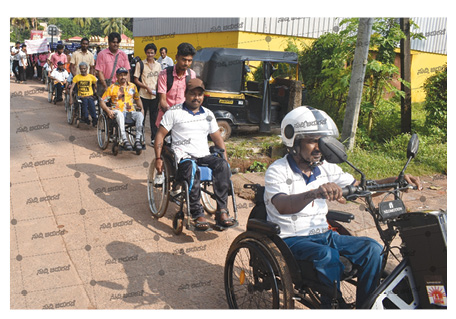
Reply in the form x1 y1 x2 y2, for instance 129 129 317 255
73 18 92 28
11 18 30 41
100 18 122 37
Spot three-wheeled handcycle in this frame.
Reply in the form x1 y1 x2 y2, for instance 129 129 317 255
224 134 446 309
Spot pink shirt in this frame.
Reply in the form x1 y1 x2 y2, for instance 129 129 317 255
95 48 130 83
50 52 67 69
155 66 196 127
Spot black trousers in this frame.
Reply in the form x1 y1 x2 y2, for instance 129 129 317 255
18 66 27 82
141 97 159 141
12 60 20 81
177 155 231 219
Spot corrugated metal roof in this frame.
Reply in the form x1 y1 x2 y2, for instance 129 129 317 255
410 17 447 55
133 17 447 55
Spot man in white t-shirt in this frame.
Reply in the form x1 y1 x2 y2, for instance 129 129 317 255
157 47 174 70
264 106 422 308
154 78 235 231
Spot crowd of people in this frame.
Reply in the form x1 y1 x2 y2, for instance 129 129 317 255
10 32 180 147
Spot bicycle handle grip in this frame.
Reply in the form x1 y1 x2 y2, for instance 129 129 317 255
341 185 361 197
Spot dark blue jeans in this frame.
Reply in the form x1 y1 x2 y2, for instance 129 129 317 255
283 230 382 308
81 96 97 122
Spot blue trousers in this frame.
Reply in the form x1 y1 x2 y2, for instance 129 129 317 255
283 230 382 308
81 97 97 122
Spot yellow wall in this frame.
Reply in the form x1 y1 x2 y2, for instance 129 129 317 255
410 51 447 103
134 32 240 61
134 31 446 103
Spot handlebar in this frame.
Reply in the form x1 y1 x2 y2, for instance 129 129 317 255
341 182 417 198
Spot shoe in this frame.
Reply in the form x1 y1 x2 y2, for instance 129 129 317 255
92 118 98 127
154 173 164 185
123 140 133 151
134 140 142 150
150 140 154 146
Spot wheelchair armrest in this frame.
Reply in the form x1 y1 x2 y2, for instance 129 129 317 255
247 218 280 235
209 146 225 157
327 210 354 223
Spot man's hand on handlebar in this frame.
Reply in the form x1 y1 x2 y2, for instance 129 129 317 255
403 174 423 191
314 183 345 203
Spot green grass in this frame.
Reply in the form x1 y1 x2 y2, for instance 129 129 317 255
341 133 447 179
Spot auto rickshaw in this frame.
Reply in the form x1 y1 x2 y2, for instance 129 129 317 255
192 48 300 139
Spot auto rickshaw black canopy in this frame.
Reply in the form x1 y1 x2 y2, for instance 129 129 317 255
192 47 298 93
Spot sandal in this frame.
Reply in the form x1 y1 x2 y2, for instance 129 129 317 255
123 140 133 151
215 209 236 228
193 216 210 231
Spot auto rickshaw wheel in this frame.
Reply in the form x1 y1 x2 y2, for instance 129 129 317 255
217 120 232 140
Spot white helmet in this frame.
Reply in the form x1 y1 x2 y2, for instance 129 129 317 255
281 106 339 148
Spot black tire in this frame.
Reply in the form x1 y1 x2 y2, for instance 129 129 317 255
147 158 170 218
225 232 294 309
97 114 109 150
217 120 232 140
47 81 53 103
67 103 74 125
172 211 184 235
201 182 217 215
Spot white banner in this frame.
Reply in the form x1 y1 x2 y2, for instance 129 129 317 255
24 38 49 54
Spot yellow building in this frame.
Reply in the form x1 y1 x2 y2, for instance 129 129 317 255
133 17 446 103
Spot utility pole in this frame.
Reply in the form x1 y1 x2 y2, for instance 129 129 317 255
341 18 374 150
400 18 412 133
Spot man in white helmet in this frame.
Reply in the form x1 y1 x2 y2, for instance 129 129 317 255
264 106 422 308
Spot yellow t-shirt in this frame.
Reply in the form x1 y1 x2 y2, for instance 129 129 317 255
72 74 97 97
102 82 140 112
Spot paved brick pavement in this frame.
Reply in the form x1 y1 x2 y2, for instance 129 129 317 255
9 78 447 310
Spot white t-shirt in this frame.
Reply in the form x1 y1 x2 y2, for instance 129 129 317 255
18 51 27 67
157 56 174 70
11 47 20 61
264 154 355 238
160 103 219 164
50 68 69 82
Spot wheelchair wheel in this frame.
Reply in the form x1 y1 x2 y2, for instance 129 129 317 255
75 105 81 128
67 103 74 124
201 182 217 215
47 82 53 103
147 158 170 218
172 210 184 235
97 114 109 150
225 232 294 309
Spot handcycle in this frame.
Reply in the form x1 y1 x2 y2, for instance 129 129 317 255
147 139 238 235
96 106 145 156
224 134 447 309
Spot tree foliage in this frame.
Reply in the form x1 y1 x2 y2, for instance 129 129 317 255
288 18 423 147
423 64 447 142
10 17 133 42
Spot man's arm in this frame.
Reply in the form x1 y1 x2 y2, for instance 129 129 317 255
209 130 227 160
272 183 343 215
154 125 169 174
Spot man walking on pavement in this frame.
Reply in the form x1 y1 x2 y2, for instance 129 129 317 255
157 47 174 70
155 42 196 129
134 43 161 146
70 38 95 76
11 41 21 82
95 32 130 98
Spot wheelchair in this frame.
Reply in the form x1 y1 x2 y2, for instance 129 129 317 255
147 140 238 235
224 184 359 309
67 88 99 128
96 106 145 156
